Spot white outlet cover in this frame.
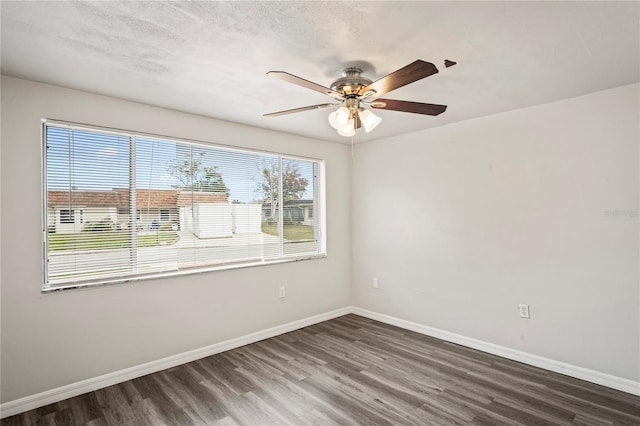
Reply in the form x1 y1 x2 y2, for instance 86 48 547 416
518 304 530 318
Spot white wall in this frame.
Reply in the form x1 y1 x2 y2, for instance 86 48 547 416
2 74 638 405
352 84 639 382
0 76 351 403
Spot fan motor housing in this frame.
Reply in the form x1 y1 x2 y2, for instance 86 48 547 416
330 67 373 96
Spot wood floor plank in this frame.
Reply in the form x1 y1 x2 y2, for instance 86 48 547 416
161 368 228 423
298 408 340 426
65 392 103 424
3 314 639 425
489 394 574 425
249 378 313 419
211 416 238 426
311 364 417 424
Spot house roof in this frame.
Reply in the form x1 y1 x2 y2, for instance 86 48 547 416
48 189 227 208
176 191 227 207
48 190 126 208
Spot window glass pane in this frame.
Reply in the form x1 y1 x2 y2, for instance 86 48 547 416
44 122 324 289
46 126 131 284
134 137 182 275
253 156 281 260
282 158 318 256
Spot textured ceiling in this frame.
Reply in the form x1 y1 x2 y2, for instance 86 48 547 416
1 1 638 144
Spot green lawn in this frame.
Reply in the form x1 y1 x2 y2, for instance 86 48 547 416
48 231 179 251
262 223 315 241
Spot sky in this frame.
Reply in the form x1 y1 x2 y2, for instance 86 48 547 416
46 126 315 203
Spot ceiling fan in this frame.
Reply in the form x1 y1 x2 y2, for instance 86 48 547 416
264 59 456 137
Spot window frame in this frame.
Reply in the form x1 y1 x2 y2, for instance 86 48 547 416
41 119 327 292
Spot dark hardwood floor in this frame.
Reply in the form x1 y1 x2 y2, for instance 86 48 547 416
3 314 639 425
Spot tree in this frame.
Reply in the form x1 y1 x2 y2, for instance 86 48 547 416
257 158 309 221
168 154 229 195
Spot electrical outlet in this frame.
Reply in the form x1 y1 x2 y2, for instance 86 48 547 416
372 278 379 289
518 303 530 318
279 286 286 298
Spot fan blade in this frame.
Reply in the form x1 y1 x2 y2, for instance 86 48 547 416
359 60 439 97
370 99 447 116
264 103 335 117
267 71 343 98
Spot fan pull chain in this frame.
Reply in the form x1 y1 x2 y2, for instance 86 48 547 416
351 132 354 160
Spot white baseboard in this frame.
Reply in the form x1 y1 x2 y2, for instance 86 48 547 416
3 305 638 419
0 306 352 419
351 307 640 397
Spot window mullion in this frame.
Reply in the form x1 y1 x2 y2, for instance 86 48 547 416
278 156 284 256
129 135 137 273
42 122 50 289
313 162 319 249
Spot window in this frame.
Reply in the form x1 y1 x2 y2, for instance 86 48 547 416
59 209 74 223
43 120 325 290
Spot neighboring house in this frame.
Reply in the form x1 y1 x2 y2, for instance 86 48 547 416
262 199 314 226
48 188 228 234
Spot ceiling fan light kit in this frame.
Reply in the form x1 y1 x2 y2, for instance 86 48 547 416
328 106 350 129
336 119 356 137
358 108 382 133
265 59 455 137
327 102 381 137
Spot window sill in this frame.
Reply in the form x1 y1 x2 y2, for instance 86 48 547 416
42 253 328 293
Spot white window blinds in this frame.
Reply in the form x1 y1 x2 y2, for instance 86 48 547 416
43 121 324 290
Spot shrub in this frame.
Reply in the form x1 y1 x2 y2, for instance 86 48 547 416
83 218 116 232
